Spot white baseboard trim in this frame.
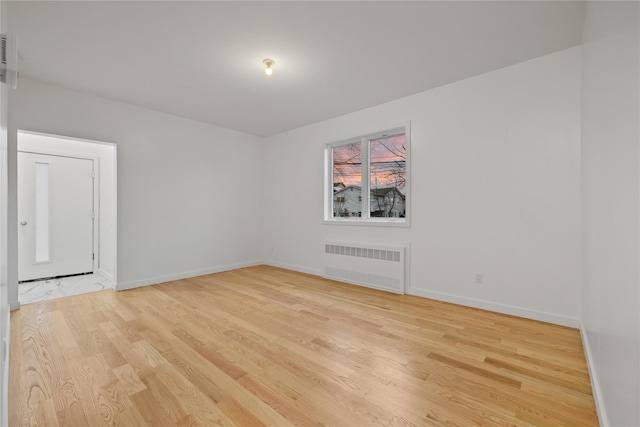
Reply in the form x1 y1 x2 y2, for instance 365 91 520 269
97 268 115 284
407 287 580 328
580 323 608 427
263 261 323 277
115 260 263 291
263 264 579 327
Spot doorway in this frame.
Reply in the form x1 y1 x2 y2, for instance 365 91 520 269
17 131 117 304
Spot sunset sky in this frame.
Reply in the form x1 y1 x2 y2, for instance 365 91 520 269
333 133 406 188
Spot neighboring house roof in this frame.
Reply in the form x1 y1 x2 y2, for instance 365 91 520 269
334 185 362 195
371 187 406 200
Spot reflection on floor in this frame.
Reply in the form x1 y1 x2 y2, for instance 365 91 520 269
18 273 114 305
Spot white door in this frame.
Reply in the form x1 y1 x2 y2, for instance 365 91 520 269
18 152 94 282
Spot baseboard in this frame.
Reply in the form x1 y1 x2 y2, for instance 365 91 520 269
115 260 262 291
580 323 608 427
262 260 323 277
97 268 115 284
407 287 580 328
261 264 577 327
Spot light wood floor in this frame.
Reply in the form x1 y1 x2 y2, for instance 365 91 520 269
10 265 598 426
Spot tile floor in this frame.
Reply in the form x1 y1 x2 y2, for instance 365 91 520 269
18 273 114 305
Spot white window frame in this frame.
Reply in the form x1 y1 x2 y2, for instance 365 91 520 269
324 122 410 227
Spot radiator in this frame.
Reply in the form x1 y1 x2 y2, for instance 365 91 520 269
323 240 407 294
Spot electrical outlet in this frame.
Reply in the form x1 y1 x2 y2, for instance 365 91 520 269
475 273 483 284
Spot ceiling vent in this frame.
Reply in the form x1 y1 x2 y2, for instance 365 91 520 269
0 33 18 89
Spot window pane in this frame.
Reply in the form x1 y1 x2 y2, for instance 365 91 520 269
35 162 50 263
369 133 406 218
332 142 362 218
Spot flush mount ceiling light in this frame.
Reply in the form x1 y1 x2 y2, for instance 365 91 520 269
263 58 274 76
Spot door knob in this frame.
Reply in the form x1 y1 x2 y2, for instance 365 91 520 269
20 221 27 226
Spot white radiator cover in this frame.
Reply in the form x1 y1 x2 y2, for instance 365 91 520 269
323 240 407 294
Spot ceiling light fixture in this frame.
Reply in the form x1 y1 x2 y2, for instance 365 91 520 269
263 59 274 76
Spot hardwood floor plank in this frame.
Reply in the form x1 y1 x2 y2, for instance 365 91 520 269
56 400 89 427
8 312 24 427
142 373 189 424
217 397 267 427
111 363 147 396
130 388 177 426
235 374 322 427
154 363 236 427
172 328 247 380
10 265 598 426
71 354 131 426
484 356 592 394
112 406 148 427
98 321 155 381
17 308 55 423
61 305 98 358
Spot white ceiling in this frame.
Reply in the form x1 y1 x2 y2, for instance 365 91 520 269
9 1 586 137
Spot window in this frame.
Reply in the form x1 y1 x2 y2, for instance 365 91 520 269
325 124 409 225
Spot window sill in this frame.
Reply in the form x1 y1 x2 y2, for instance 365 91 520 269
323 218 410 228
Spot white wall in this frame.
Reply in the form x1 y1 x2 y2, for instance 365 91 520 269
0 1 10 424
263 47 582 327
8 78 264 300
17 131 117 282
581 2 640 426
98 143 116 281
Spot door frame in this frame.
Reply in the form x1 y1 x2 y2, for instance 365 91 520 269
16 130 117 286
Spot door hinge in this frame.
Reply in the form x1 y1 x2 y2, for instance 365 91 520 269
93 253 95 260
91 212 95 219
